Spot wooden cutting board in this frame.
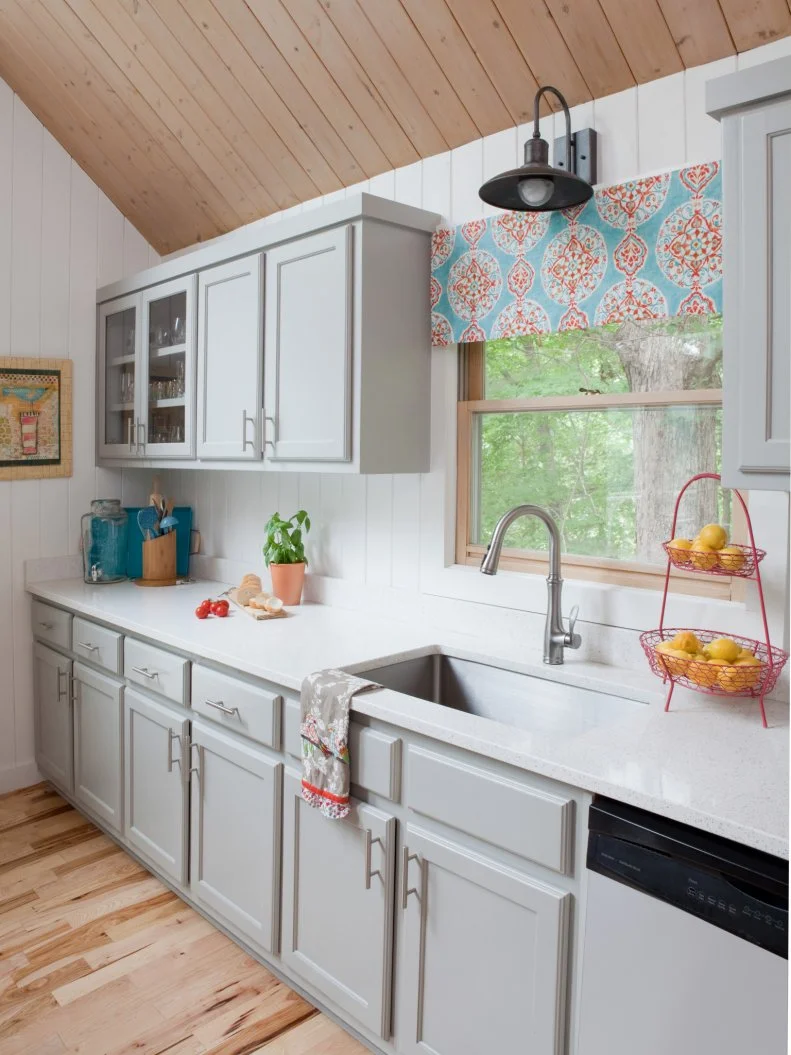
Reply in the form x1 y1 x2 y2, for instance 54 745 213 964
228 587 288 621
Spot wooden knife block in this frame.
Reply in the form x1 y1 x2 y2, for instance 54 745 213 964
137 531 177 586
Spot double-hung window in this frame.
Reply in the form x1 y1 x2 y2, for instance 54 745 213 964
456 315 741 599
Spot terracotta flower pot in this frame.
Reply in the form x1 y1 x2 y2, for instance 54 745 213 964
269 562 306 606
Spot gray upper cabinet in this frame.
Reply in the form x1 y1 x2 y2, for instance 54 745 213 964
124 688 189 885
34 642 73 793
98 293 142 460
72 662 124 834
281 769 396 1039
708 58 791 490
264 226 353 464
197 253 264 461
189 720 282 955
396 824 571 1055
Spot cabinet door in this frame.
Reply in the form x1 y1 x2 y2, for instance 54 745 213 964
124 689 189 885
264 226 353 463
140 276 197 458
725 98 791 487
73 662 124 833
34 642 73 793
197 254 263 460
396 824 571 1055
190 720 281 954
281 769 396 1038
98 293 142 460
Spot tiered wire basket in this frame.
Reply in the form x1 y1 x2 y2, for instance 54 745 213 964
639 473 788 728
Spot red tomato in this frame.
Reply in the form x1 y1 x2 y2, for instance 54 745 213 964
212 600 230 617
195 605 210 619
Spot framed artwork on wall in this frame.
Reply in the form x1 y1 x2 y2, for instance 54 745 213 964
0 358 73 480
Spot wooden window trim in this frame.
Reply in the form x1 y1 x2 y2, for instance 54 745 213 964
456 342 742 601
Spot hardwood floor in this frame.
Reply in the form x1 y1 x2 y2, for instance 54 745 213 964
0 783 369 1055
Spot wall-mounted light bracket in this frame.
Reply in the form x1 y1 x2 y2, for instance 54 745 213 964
553 128 598 187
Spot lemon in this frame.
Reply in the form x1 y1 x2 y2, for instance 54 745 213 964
707 637 741 663
655 641 674 654
735 657 763 689
698 524 728 550
667 538 693 565
737 648 755 660
717 545 745 572
671 630 702 653
690 657 718 688
689 542 718 571
654 645 689 675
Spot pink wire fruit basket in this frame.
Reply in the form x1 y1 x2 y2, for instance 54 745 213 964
644 472 788 728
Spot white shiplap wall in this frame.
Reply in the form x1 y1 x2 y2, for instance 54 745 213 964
162 39 791 643
0 81 158 793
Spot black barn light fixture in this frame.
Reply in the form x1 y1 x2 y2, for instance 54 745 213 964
479 85 598 212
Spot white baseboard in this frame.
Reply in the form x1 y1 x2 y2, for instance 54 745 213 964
0 761 42 795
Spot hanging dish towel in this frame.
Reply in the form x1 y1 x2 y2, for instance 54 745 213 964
300 668 380 819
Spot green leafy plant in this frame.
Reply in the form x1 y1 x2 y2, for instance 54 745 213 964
263 510 311 567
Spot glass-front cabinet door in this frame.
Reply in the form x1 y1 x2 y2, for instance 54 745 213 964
98 293 142 459
141 276 197 458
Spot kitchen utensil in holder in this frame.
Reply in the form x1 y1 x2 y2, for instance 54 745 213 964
137 530 177 587
639 472 788 727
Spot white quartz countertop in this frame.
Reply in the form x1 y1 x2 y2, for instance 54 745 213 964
28 577 789 859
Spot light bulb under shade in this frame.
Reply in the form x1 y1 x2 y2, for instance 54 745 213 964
479 162 594 213
517 177 553 208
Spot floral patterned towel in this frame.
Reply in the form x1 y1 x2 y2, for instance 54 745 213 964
300 668 380 820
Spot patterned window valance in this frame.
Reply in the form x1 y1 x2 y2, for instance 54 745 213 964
430 161 722 347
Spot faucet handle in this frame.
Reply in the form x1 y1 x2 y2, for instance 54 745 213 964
565 604 582 650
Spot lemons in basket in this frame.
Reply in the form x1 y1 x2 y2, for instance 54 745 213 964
667 538 694 564
670 630 702 653
689 542 719 570
717 545 746 572
707 637 742 663
718 655 763 692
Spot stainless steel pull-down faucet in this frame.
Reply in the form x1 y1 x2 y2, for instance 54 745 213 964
480 504 582 665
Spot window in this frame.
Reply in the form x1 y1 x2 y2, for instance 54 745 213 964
457 315 743 598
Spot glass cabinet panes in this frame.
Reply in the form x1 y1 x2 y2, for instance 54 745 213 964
146 290 186 448
99 295 141 458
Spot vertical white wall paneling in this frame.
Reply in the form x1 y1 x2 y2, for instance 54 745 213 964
10 97 44 773
366 474 394 587
318 474 344 579
391 474 421 592
481 126 519 218
592 88 639 186
298 473 322 575
420 151 452 223
341 475 367 584
39 132 72 560
684 57 736 163
368 170 396 201
736 36 791 67
0 76 157 792
394 161 423 208
0 80 14 777
637 73 686 174
450 138 485 223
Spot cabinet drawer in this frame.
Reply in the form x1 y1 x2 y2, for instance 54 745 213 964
284 699 401 801
72 617 122 674
124 638 189 706
405 744 574 875
191 665 280 749
32 601 72 650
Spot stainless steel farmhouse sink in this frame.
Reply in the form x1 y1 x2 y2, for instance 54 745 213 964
363 651 647 735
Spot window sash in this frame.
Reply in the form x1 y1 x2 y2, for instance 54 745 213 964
456 354 740 599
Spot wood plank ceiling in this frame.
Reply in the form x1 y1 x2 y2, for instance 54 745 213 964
0 0 788 254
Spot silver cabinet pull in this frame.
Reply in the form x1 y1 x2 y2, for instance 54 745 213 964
364 828 383 890
241 409 257 453
77 642 99 653
263 414 276 448
57 668 69 702
167 728 181 773
38 621 54 631
136 420 146 454
204 699 239 717
131 666 158 679
128 416 135 453
189 739 201 781
401 845 421 910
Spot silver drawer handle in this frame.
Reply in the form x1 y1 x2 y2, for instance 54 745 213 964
57 668 69 702
77 642 99 653
38 621 54 631
131 666 158 679
401 846 421 910
204 699 239 717
364 828 383 890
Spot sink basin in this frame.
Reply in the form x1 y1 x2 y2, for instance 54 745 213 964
364 651 647 735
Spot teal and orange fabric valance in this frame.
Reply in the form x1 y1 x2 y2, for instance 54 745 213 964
430 161 722 346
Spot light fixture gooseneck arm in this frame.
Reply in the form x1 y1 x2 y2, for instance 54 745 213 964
532 85 572 174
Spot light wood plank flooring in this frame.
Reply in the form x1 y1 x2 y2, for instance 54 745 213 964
0 783 368 1055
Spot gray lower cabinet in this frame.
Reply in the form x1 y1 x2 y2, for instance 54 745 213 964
72 662 124 834
189 719 282 955
396 824 571 1055
124 688 189 885
33 642 73 793
281 769 396 1039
